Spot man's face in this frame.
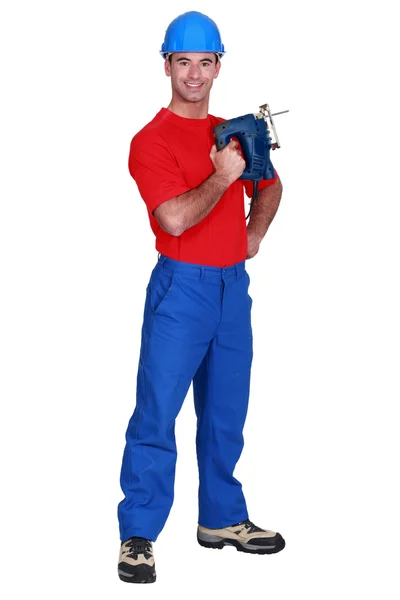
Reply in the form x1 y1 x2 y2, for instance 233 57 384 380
164 52 221 103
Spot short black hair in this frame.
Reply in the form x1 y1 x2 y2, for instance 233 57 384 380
168 54 219 65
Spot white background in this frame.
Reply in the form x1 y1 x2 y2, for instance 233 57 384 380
1 0 399 597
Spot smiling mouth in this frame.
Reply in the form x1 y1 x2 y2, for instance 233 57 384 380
184 82 204 89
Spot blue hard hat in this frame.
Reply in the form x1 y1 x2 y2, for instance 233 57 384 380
160 11 225 59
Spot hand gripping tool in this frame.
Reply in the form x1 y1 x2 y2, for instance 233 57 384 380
213 103 289 219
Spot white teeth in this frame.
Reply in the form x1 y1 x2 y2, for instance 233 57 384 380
186 83 202 87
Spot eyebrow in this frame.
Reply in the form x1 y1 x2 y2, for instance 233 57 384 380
176 57 213 63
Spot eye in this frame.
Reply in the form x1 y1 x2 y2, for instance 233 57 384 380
202 63 210 67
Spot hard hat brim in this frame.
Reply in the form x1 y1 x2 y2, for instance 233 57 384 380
160 51 225 59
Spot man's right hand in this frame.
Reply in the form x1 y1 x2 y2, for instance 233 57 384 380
209 140 246 185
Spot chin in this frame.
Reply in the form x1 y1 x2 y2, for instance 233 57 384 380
187 96 206 103
182 91 208 103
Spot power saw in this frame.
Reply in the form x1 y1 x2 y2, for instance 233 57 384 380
213 103 289 219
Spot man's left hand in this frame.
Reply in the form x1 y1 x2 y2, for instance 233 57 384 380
246 230 261 259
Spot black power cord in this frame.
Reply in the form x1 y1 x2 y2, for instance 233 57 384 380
245 180 259 221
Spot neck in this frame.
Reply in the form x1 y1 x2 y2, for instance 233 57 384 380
167 95 209 119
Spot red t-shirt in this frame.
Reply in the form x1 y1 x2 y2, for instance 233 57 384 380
128 107 278 267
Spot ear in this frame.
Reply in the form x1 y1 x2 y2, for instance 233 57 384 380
214 60 221 79
164 58 171 77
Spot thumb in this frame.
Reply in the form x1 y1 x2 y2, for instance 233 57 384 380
210 144 217 159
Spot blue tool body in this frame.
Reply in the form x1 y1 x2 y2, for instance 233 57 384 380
213 113 275 182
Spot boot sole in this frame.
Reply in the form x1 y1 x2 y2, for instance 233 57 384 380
197 533 285 555
118 563 156 583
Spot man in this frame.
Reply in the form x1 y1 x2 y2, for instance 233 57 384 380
117 11 285 584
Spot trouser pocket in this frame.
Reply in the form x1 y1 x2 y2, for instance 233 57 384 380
149 268 174 314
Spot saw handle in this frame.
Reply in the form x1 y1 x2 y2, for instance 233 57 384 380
213 114 275 181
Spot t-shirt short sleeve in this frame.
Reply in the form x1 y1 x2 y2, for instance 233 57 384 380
243 167 279 198
128 132 191 214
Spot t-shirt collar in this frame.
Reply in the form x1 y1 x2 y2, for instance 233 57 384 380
159 107 211 129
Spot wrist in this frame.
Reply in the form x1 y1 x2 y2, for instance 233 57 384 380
212 170 234 189
247 225 263 244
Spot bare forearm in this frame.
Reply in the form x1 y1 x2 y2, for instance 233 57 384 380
154 140 246 236
247 176 283 241
155 172 231 236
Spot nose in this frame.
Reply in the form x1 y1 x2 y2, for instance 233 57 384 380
187 63 201 79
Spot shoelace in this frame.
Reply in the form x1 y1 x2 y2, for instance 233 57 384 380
124 536 152 560
235 519 264 534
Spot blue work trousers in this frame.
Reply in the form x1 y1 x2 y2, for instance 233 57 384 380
118 254 253 542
